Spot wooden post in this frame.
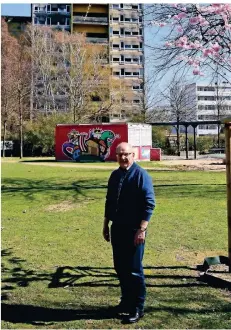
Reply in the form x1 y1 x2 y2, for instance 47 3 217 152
224 119 231 272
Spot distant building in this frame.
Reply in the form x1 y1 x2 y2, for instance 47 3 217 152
3 16 31 37
31 3 144 121
185 83 231 136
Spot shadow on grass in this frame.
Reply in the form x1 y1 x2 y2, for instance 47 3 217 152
1 177 226 201
1 303 117 323
2 249 231 325
2 178 108 201
1 248 205 297
2 302 231 324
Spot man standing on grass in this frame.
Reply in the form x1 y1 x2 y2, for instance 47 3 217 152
103 142 155 324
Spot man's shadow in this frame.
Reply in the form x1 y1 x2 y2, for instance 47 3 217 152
1 303 116 324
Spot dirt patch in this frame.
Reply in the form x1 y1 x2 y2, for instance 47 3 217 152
161 159 226 171
45 199 93 212
46 201 76 212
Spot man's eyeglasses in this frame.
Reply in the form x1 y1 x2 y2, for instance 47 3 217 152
116 152 132 157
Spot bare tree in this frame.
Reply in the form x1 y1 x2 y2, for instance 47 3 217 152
155 78 196 155
1 19 18 157
1 19 31 158
27 26 123 122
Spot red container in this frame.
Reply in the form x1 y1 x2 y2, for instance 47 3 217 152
150 148 161 161
55 123 152 162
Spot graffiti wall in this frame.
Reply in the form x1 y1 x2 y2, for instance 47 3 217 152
55 124 128 161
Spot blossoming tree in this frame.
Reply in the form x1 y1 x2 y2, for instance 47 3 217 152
145 3 231 81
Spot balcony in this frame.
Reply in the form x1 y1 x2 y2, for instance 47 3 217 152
73 16 108 25
86 37 108 44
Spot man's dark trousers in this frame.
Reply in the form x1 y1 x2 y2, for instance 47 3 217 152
111 224 146 312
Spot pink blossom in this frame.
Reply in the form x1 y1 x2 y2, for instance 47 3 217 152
193 68 200 75
189 17 199 25
211 43 221 52
177 25 183 33
177 12 187 19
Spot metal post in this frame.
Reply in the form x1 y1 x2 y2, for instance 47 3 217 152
225 121 231 272
185 125 188 159
193 125 197 160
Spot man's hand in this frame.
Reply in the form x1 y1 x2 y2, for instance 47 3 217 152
134 229 146 246
103 225 110 242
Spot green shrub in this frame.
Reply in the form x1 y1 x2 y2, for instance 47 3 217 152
24 113 71 156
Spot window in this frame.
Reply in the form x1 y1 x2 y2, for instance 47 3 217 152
125 72 132 76
132 5 138 9
125 17 131 22
133 72 139 76
113 71 120 76
131 17 138 22
113 30 119 35
132 31 139 36
113 4 120 9
125 44 132 49
125 31 131 35
125 58 132 62
113 17 119 21
133 99 141 104
113 57 120 62
132 44 139 49
113 44 120 48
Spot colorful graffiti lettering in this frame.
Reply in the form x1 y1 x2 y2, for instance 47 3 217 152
62 128 119 161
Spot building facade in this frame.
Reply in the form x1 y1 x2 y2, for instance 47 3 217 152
31 3 144 121
185 83 231 136
3 16 32 37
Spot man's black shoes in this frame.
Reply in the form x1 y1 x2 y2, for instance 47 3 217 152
124 308 144 323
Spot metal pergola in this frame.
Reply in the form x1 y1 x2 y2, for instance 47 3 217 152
149 120 222 159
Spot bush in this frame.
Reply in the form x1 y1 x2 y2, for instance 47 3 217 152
152 126 170 149
196 136 214 153
24 113 71 156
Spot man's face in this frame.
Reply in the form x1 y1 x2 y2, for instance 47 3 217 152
116 145 134 169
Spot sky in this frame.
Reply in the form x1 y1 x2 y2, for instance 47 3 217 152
1 3 31 16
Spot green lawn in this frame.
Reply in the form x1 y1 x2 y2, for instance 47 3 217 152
1 160 230 329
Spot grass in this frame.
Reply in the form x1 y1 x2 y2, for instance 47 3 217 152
1 160 231 329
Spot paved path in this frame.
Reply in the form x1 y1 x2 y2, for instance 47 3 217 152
2 158 226 171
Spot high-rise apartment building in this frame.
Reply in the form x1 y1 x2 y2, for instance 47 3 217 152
32 4 71 31
185 83 231 135
31 3 144 122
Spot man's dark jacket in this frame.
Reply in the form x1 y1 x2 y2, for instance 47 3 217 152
105 162 155 228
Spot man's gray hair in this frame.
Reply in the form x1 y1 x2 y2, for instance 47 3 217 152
116 142 133 153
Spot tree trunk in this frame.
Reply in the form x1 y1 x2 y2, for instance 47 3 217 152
2 121 7 158
19 98 23 159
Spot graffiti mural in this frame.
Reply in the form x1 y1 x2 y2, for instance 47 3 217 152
62 128 119 161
